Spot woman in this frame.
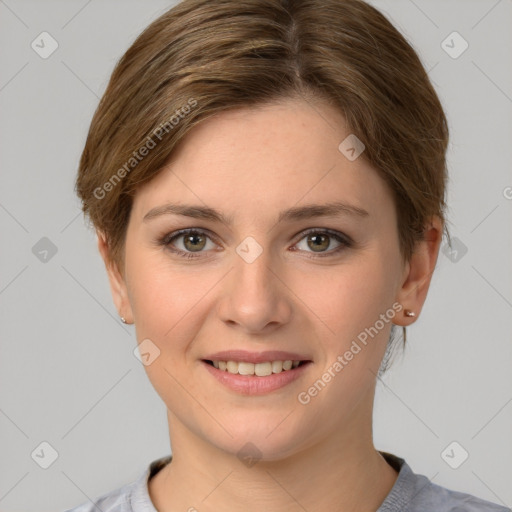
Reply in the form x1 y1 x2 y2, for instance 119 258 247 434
66 0 508 510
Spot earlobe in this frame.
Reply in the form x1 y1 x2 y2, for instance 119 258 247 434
394 217 443 327
96 230 134 324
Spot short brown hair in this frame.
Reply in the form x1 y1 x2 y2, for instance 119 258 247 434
76 0 450 365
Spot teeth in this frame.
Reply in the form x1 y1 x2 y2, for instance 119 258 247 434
255 362 272 376
211 360 303 376
272 360 283 373
238 362 254 375
226 361 238 373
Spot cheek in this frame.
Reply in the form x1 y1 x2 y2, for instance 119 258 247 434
294 253 398 346
126 258 211 404
127 253 205 332
295 256 398 418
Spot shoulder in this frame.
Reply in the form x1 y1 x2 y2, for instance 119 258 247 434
412 477 510 511
63 479 135 512
415 478 510 511
379 452 511 512
63 455 172 512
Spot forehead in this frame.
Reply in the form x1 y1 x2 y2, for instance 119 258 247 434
131 97 394 226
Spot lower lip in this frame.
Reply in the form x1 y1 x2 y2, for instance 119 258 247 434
201 361 312 395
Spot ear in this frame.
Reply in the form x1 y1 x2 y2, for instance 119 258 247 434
394 216 443 326
96 230 134 324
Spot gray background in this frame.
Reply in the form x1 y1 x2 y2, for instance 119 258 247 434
0 0 511 510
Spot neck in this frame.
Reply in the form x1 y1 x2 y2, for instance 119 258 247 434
149 409 398 511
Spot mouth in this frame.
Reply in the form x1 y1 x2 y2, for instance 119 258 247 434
202 359 311 376
200 358 313 395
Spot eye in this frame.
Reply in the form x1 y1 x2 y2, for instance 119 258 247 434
158 228 352 260
293 229 352 257
160 229 218 259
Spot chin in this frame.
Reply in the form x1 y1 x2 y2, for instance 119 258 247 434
200 415 312 463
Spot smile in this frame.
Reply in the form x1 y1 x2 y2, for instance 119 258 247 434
204 359 306 376
201 359 312 395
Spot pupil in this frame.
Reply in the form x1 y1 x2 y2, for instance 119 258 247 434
309 234 328 252
185 233 205 252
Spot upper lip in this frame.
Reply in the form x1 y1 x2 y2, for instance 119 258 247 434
203 350 312 364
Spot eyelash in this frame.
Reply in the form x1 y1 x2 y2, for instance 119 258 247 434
157 228 353 260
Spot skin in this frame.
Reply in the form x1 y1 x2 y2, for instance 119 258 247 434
97 96 442 511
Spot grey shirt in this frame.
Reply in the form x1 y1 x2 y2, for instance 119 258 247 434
64 452 510 511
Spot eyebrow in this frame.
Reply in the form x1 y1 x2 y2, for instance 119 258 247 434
143 201 369 225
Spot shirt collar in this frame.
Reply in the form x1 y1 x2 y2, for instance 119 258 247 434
130 451 422 512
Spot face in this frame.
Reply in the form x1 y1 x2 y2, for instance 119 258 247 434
100 97 439 460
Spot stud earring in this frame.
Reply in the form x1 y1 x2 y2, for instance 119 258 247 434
404 309 416 317
120 316 127 323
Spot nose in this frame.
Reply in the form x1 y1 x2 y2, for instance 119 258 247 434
216 243 292 335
